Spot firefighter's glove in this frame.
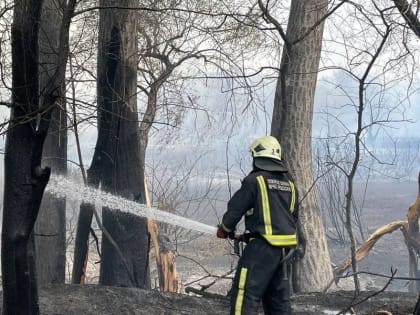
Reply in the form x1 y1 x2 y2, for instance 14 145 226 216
216 224 234 239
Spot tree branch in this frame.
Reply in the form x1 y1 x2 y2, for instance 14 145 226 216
393 0 420 37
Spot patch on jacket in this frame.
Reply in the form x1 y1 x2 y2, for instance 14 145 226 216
266 179 291 192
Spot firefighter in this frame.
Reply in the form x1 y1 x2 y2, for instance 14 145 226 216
216 135 303 315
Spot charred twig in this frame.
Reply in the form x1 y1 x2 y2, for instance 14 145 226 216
194 268 236 291
179 253 235 288
183 271 234 288
183 268 235 297
337 268 397 315
184 286 228 299
90 227 101 258
177 254 213 276
337 269 419 281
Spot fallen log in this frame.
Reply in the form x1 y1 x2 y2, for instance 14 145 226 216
0 284 416 314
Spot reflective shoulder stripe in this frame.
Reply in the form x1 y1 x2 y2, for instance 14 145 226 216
256 175 272 235
234 267 248 315
288 180 296 213
262 233 297 246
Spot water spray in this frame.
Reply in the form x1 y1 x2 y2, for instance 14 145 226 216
47 175 218 236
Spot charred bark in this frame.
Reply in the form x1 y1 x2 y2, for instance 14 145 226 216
35 0 68 285
71 0 149 288
1 2 47 314
71 69 108 284
71 202 95 284
100 209 149 288
2 0 74 312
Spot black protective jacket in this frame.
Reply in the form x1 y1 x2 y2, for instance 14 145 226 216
221 166 299 246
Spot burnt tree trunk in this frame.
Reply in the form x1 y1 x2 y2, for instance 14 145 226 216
34 0 67 285
100 210 149 287
72 0 150 287
95 0 150 288
72 124 103 284
1 1 48 314
72 156 101 284
2 1 74 312
72 202 95 284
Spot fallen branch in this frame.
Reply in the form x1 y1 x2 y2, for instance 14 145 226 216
322 220 409 292
185 286 227 299
334 220 408 276
337 270 419 282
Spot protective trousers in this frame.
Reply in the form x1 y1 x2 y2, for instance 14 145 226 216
229 238 291 315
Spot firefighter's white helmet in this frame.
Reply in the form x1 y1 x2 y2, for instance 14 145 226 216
249 136 281 161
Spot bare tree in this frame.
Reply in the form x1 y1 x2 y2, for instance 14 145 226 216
34 0 68 285
258 0 334 291
315 0 420 292
93 0 150 288
342 14 391 290
2 3 45 312
2 0 74 313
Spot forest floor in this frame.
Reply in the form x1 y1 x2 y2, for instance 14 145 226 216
0 284 418 314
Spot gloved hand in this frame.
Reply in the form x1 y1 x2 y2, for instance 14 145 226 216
217 224 235 239
216 224 229 239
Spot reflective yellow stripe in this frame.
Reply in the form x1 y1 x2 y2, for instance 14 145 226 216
256 176 272 235
234 267 248 315
288 180 296 213
262 233 297 246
